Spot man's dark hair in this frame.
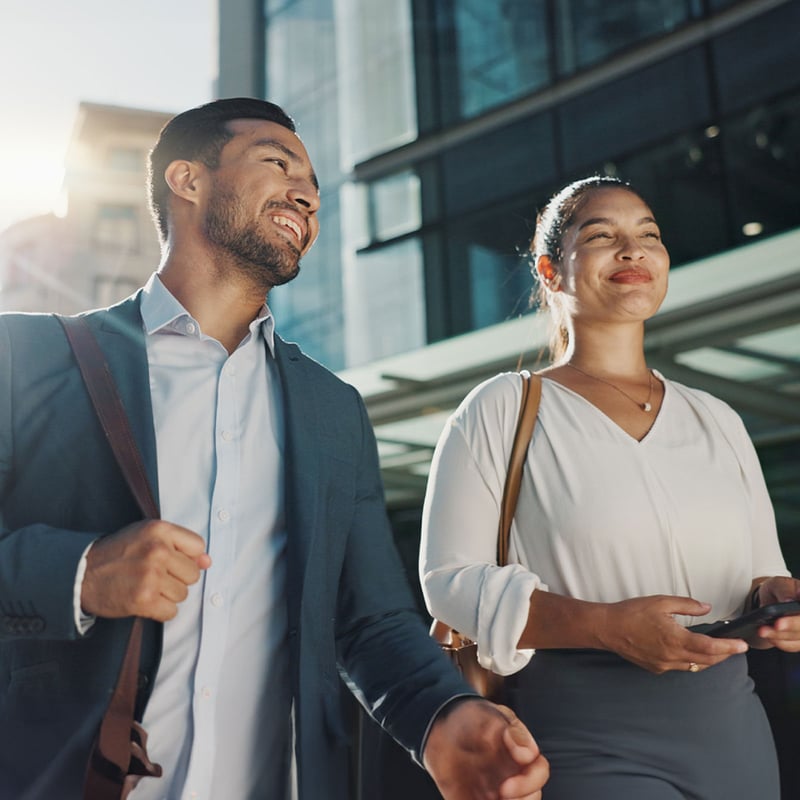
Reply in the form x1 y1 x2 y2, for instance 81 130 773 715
147 97 296 243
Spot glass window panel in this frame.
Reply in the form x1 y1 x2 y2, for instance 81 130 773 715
556 0 694 75
107 147 144 171
442 113 555 216
445 201 535 335
722 92 800 245
440 0 551 120
340 181 370 251
712 2 800 115
558 48 711 174
264 1 345 368
270 192 345 369
92 204 139 252
609 129 729 267
343 237 426 365
334 0 417 166
264 1 340 186
370 170 421 241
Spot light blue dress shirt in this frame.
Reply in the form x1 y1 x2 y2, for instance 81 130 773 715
129 274 291 800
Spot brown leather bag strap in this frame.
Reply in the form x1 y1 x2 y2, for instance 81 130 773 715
58 315 158 519
57 314 162 798
497 373 542 566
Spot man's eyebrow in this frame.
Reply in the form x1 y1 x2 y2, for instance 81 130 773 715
251 139 320 190
578 215 658 230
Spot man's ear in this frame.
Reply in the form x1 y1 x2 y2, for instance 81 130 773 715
164 160 205 207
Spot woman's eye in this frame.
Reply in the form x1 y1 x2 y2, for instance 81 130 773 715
587 231 611 241
643 231 661 239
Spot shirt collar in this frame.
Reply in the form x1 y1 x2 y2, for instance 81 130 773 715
140 273 276 355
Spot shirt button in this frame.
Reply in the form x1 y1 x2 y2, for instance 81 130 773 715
189 792 199 799
221 430 233 442
185 321 196 335
201 686 212 699
210 592 224 608
218 509 230 522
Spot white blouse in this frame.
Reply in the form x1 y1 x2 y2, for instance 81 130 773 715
420 371 789 676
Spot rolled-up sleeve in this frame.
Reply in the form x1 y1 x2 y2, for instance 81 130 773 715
420 374 545 675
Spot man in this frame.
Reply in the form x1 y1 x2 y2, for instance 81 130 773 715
0 98 548 799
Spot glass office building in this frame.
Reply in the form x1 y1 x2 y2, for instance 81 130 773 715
219 0 799 537
224 0 800 368
219 1 800 792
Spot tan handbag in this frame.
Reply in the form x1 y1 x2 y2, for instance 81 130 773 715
431 373 542 701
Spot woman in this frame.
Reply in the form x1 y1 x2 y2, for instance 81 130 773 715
419 176 800 799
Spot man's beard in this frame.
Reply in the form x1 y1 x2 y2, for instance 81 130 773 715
204 187 302 292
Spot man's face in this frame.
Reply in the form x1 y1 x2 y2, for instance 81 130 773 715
202 119 320 291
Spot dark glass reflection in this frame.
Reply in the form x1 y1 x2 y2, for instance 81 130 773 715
435 0 551 122
723 92 800 246
556 0 695 74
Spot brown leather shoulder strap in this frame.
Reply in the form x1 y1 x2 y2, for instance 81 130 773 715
497 373 542 566
58 315 158 520
56 314 162 797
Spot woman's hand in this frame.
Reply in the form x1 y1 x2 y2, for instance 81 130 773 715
747 576 800 652
598 595 748 674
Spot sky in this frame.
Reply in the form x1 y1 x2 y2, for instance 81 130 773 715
0 0 216 232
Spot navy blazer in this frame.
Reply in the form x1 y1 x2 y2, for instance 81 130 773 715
0 294 471 799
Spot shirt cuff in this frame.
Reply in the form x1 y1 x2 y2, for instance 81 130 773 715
74 541 97 635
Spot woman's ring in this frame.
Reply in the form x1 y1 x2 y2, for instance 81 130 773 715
688 662 700 673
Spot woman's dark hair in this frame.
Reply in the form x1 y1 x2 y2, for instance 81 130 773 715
530 175 647 361
147 97 296 243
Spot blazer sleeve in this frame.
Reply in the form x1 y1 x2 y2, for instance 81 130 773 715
333 387 475 763
0 316 102 641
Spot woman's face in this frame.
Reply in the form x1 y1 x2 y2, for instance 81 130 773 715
555 187 670 326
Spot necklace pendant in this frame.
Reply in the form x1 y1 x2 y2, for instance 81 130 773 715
642 402 652 412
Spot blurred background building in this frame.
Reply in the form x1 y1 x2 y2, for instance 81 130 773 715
218 0 800 795
0 102 170 313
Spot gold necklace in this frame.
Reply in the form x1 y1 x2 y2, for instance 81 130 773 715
566 363 655 413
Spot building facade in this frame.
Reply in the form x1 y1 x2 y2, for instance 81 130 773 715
0 102 171 314
218 0 799 534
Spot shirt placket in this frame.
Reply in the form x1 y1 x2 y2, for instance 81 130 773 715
182 352 243 799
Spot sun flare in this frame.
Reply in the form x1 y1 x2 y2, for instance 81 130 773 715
0 145 66 231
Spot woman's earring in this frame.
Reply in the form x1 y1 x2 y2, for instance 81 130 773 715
537 255 561 290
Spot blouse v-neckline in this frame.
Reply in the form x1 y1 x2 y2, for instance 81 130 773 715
541 371 668 444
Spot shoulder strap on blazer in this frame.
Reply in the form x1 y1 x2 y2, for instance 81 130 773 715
497 373 542 566
56 314 162 798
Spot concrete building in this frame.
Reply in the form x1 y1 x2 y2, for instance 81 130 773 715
0 102 171 314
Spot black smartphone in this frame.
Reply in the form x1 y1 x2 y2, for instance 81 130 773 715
688 600 800 639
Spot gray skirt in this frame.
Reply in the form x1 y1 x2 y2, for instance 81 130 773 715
504 650 779 800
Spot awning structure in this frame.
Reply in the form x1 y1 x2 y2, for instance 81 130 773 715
339 228 800 507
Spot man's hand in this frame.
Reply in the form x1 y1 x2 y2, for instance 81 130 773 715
423 698 549 799
81 520 211 621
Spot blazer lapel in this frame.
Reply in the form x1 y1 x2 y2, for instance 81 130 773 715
272 336 322 627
